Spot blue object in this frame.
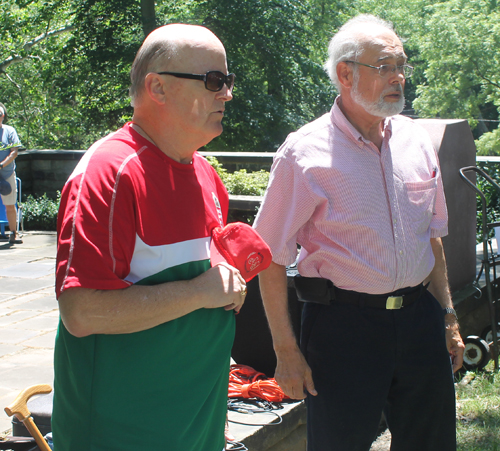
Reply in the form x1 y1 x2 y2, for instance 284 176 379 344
45 432 54 450
0 193 7 238
0 177 22 238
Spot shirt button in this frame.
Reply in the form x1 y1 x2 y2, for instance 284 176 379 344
399 250 404 255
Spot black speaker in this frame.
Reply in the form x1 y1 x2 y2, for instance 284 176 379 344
231 267 302 377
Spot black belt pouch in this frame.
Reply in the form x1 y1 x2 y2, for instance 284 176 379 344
294 275 332 305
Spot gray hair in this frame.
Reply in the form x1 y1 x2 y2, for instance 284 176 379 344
0 102 7 122
324 14 395 90
129 38 179 106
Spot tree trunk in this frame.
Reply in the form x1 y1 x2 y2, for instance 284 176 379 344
140 0 156 38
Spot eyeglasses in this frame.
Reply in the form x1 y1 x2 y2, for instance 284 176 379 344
345 61 414 78
155 70 235 92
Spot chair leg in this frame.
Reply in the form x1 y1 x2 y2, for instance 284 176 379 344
17 206 23 233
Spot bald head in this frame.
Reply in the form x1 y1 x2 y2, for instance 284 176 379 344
129 24 226 105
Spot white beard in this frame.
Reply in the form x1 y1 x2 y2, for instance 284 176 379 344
351 76 405 118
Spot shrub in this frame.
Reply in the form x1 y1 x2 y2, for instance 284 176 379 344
206 156 269 196
206 156 270 224
17 158 270 231
476 128 500 157
21 192 60 231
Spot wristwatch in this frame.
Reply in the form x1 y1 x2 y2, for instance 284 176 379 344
0 163 3 169
443 307 458 319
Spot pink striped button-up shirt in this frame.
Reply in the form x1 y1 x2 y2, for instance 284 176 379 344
253 97 448 294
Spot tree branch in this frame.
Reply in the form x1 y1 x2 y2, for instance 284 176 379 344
23 24 74 53
470 56 500 90
2 71 21 90
0 24 74 73
2 71 31 147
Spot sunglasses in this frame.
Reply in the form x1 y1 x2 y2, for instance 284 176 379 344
156 71 235 92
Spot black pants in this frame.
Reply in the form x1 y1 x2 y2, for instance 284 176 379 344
300 290 456 451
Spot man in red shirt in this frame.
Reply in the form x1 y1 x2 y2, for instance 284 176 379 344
54 24 244 451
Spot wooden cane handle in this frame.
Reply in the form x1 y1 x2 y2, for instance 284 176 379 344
4 384 53 451
4 384 52 420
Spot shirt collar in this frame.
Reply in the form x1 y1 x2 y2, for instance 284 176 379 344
330 96 393 146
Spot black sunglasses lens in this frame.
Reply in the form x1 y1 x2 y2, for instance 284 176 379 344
206 72 225 91
206 71 234 92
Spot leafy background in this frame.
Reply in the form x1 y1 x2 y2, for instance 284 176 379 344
1 0 499 154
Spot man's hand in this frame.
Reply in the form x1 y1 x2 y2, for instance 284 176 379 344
445 317 465 373
428 238 465 373
196 263 247 314
274 345 317 400
258 262 315 399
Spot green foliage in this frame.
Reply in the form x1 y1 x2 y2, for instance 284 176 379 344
61 0 140 133
474 162 500 243
0 0 79 148
21 192 60 231
476 129 500 156
408 0 500 140
2 0 339 153
2 0 500 155
182 0 336 152
0 0 140 151
206 156 269 196
223 170 270 197
207 155 269 224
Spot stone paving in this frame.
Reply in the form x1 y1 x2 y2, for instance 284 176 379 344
0 232 58 434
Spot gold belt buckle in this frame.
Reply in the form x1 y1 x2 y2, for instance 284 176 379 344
386 296 403 309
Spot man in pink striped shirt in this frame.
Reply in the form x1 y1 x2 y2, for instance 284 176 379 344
254 14 464 451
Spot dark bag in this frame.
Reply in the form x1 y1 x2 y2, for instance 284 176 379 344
0 174 12 196
294 275 333 305
0 436 37 450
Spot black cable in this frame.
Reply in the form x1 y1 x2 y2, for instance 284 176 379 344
227 399 284 426
226 440 248 450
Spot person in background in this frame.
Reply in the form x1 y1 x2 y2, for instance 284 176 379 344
0 102 22 244
254 14 464 451
53 24 243 451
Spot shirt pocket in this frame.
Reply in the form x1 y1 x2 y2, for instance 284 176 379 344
404 177 438 235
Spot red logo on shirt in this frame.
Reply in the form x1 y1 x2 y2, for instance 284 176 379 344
212 192 224 227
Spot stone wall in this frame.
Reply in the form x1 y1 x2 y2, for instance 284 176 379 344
15 149 274 199
16 150 84 198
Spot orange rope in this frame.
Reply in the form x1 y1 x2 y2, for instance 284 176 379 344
228 364 289 403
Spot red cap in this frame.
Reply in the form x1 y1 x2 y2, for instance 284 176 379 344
210 222 272 282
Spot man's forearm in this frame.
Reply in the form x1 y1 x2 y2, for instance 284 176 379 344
427 237 465 371
59 263 246 337
259 261 318 398
258 261 298 352
59 282 202 337
426 237 453 309
0 148 18 167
